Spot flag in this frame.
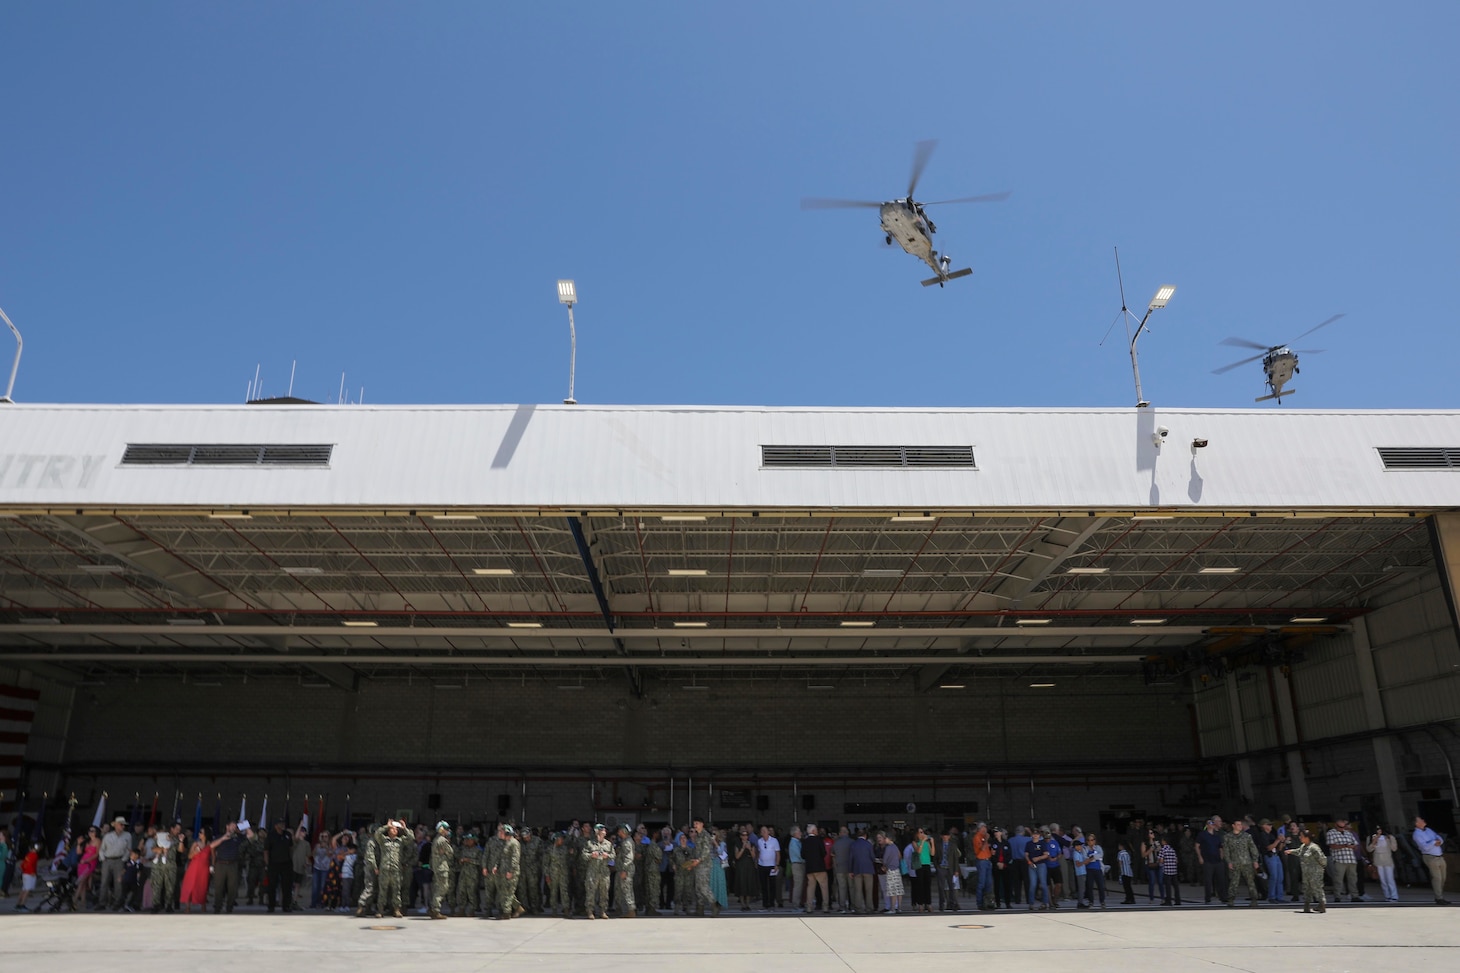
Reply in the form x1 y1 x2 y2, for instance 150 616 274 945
299 793 309 836
193 794 202 835
148 792 158 828
316 795 324 836
130 792 142 828
91 791 107 829
214 793 222 834
32 791 48 842
238 795 248 826
260 795 269 829
171 789 181 824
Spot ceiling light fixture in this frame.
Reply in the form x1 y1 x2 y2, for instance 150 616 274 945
1066 567 1109 575
1030 682 1056 688
432 514 478 521
1289 616 1328 624
839 620 876 628
1130 618 1168 625
667 568 709 576
939 684 965 690
673 621 708 628
207 512 252 520
282 566 324 576
861 568 905 577
660 516 708 522
471 568 515 576
1015 618 1053 625
506 622 544 629
1198 567 1241 575
341 620 379 628
889 514 936 522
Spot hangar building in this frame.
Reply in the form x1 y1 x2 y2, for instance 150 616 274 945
3 402 1459 835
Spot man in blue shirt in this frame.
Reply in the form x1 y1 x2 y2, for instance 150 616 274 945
1007 826 1031 906
1195 818 1227 903
1412 816 1451 905
788 827 805 910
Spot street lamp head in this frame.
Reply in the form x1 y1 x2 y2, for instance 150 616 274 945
557 279 577 306
1147 285 1176 311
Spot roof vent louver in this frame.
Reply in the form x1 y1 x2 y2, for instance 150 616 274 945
761 445 974 469
1377 447 1460 471
121 444 334 467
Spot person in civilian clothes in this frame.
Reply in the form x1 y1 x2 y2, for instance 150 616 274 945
1025 828 1051 911
1158 835 1181 906
936 827 962 912
1324 818 1361 902
120 848 145 911
801 824 829 913
1115 840 1136 904
1041 828 1064 909
1411 816 1450 905
1081 833 1107 908
1366 825 1399 902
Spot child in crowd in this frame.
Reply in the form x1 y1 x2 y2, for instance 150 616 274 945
14 842 40 911
121 848 145 912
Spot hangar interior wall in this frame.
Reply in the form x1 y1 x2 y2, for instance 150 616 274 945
1193 568 1460 824
46 674 1197 831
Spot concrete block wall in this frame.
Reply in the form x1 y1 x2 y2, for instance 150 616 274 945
50 671 1197 836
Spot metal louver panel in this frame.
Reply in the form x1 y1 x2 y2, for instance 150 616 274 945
761 445 975 469
1377 447 1460 470
120 444 194 465
121 444 334 467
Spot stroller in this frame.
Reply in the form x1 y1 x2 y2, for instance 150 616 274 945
36 864 78 913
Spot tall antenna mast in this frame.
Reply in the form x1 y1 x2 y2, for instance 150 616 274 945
0 304 23 403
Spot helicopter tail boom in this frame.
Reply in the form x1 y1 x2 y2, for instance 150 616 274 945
921 267 973 287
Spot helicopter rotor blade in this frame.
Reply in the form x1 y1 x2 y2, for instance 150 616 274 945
1288 313 1345 344
800 197 883 210
1219 336 1272 351
907 139 937 199
1212 353 1267 375
1291 348 1325 355
921 191 1012 205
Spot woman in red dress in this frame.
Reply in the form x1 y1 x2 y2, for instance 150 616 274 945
179 827 213 913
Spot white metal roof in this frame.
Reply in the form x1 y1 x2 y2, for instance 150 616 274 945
2 402 1459 511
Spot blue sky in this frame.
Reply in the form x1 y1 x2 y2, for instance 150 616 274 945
2 1 1456 409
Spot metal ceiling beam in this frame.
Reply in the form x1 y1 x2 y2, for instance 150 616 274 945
993 517 1110 604
567 515 640 697
0 652 1148 667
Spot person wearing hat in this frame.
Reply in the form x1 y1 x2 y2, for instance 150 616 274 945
97 816 132 911
354 823 382 918
1222 820 1261 907
518 826 544 914
427 821 454 919
546 829 572 911
614 824 637 918
490 823 523 919
453 831 482 917
581 823 613 919
1286 830 1328 913
374 820 410 918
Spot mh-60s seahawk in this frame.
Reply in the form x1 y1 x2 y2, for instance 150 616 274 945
801 140 1009 287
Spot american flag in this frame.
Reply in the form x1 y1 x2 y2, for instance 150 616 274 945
0 684 39 812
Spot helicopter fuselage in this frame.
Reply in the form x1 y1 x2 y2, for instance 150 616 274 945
1261 347 1300 400
879 200 943 274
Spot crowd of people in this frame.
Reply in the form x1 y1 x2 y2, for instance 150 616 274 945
0 808 1450 918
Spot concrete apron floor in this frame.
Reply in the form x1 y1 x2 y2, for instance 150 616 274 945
2 903 1457 973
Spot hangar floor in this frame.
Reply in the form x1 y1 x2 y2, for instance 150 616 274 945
2 897 1455 973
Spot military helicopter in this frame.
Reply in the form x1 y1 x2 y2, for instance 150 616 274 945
1212 314 1344 403
801 140 1009 287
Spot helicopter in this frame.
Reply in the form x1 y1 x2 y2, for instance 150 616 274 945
1212 314 1345 403
801 140 1009 287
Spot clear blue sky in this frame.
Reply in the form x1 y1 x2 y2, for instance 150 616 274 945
2 1 1456 409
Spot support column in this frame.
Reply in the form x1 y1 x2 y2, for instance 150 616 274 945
1224 674 1254 801
1350 618 1405 829
1271 667 1312 814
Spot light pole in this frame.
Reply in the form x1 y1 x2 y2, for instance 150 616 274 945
1129 285 1175 408
557 279 577 405
0 304 21 404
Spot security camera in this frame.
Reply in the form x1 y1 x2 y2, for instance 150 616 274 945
1192 438 1209 449
1152 426 1169 447
1157 426 1169 438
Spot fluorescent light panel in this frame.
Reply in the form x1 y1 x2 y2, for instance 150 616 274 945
472 568 515 576
1066 567 1108 575
1290 616 1328 623
660 516 707 522
667 568 709 576
1015 618 1053 625
1030 682 1056 688
672 621 708 628
1199 567 1241 575
839 620 875 628
342 620 379 628
207 513 252 520
432 514 478 521
506 622 543 629
1130 618 1168 625
889 515 936 522
939 684 965 690
861 568 904 577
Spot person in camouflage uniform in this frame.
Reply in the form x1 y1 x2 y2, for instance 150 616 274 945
429 821 454 919
569 823 589 917
377 820 410 918
672 831 695 913
1286 830 1328 913
614 825 637 917
1223 820 1261 907
641 830 663 916
149 833 178 913
492 824 523 919
452 832 482 917
546 832 572 915
518 827 543 914
355 827 381 917
688 818 719 917
481 828 504 917
243 829 265 905
582 823 613 919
